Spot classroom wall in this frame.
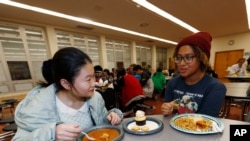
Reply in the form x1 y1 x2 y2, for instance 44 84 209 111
211 32 250 68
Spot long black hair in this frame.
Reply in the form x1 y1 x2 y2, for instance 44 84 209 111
52 47 92 91
37 59 53 87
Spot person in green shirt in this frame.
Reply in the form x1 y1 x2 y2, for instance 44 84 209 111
152 67 167 99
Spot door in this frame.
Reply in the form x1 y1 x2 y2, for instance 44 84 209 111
214 50 244 79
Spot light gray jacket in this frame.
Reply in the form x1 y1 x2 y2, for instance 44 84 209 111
12 84 123 141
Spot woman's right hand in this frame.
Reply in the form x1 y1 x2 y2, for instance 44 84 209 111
161 102 174 115
56 124 82 141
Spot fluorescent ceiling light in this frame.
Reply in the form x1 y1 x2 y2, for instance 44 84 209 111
245 0 250 29
0 0 177 45
132 0 199 33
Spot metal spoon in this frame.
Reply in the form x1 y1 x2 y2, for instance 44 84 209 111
82 131 96 141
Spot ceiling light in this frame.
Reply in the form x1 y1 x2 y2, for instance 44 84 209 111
132 0 199 33
0 0 177 45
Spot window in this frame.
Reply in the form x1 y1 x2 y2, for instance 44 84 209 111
0 21 49 93
156 47 167 69
56 30 100 65
7 61 31 80
136 44 152 67
105 39 131 70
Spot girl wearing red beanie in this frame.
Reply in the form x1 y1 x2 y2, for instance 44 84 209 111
161 32 226 117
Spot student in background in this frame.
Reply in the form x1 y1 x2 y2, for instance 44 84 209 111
133 65 154 98
152 67 167 99
143 64 152 76
227 57 247 76
116 67 144 111
133 65 150 87
161 32 226 117
94 65 103 83
13 47 123 141
206 65 218 78
102 68 113 84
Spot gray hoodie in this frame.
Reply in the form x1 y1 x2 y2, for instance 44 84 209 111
12 84 123 141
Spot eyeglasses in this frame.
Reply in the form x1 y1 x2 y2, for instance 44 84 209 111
174 55 197 64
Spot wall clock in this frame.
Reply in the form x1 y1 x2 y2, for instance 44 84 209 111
228 40 234 45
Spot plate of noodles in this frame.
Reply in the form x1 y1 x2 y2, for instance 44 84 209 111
79 125 124 141
169 113 224 134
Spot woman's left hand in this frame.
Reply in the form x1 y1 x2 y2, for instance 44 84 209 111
107 112 122 125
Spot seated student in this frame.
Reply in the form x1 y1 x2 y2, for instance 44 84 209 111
133 65 150 86
152 67 167 99
116 68 144 112
12 47 123 141
102 68 113 85
142 64 152 76
227 57 247 76
94 65 104 83
133 65 154 98
161 32 226 117
206 65 218 78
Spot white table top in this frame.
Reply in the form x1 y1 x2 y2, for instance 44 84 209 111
121 115 250 141
224 82 250 99
224 75 250 82
225 75 250 78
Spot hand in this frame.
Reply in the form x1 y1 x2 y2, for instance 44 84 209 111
107 112 122 125
56 124 82 141
161 102 174 115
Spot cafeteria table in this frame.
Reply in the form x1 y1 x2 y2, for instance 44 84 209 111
120 114 250 141
224 75 250 82
221 83 250 120
2 99 18 116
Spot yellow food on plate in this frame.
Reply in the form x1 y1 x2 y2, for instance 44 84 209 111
174 116 212 132
131 125 140 131
141 126 150 131
131 125 150 132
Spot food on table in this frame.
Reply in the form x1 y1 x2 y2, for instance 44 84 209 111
131 125 140 131
174 116 212 132
134 110 146 126
141 126 150 131
82 128 119 141
131 125 150 132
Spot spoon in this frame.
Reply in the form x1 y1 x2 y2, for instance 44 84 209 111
82 131 96 141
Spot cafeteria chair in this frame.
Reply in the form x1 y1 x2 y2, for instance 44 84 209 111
123 95 153 117
246 110 250 122
2 99 18 116
2 123 17 132
97 88 117 110
242 100 250 121
0 131 15 140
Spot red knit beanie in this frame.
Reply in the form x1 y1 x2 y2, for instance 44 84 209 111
176 32 212 59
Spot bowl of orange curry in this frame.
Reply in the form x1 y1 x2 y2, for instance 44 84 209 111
80 125 124 141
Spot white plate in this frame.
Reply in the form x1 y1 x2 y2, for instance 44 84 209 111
122 117 163 135
169 113 224 134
